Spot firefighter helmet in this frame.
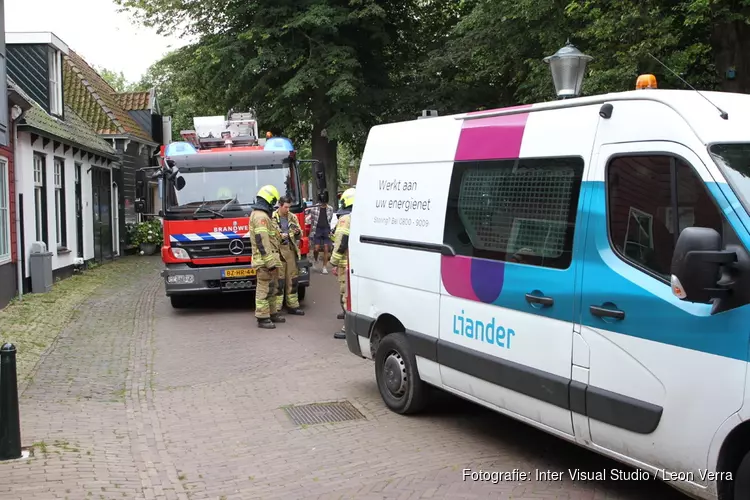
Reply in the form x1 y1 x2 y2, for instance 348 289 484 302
340 187 355 209
257 184 280 205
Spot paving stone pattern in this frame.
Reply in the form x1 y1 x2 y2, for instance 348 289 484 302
0 256 690 499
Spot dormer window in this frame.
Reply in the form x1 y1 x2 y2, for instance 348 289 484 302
48 48 63 116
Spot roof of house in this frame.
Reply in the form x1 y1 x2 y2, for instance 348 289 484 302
63 50 155 143
117 91 152 111
10 78 119 158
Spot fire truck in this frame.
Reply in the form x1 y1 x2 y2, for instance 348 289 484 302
135 110 324 309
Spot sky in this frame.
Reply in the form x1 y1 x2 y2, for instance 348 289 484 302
5 0 193 83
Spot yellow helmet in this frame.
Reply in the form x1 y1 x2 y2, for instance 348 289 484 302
340 187 355 209
257 184 280 205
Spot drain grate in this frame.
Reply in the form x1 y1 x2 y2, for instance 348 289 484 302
283 401 366 426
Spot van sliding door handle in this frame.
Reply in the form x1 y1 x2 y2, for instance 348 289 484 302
525 293 554 307
590 305 625 320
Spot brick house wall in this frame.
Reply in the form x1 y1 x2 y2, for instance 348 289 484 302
1 113 15 263
0 109 16 309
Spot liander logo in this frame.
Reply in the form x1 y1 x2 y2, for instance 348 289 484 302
453 310 515 349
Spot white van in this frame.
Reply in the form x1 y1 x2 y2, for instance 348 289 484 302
343 80 750 500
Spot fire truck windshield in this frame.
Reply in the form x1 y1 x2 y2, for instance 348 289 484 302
164 164 301 215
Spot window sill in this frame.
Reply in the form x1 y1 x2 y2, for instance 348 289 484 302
57 247 71 255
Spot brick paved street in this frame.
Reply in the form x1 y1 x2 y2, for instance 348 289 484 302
0 256 691 500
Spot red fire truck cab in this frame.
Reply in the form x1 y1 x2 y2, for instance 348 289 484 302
135 111 312 309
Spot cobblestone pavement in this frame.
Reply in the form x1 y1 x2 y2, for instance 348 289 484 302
0 256 691 500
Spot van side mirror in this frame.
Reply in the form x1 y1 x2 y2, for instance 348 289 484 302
313 161 327 191
669 226 750 314
135 170 147 201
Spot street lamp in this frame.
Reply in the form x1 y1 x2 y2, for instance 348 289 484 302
543 40 593 99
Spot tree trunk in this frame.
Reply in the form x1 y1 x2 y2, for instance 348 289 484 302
311 121 339 205
712 19 750 93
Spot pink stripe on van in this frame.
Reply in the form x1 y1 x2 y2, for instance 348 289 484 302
455 104 532 161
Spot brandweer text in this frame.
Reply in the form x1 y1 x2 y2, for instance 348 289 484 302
453 310 515 348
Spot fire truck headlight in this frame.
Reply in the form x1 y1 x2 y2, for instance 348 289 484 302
171 247 190 260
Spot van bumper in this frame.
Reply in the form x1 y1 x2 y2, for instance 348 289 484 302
345 312 374 358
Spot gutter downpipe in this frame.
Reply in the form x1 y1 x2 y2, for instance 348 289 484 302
12 106 23 301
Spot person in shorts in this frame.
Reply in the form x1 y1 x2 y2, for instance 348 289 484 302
309 193 334 273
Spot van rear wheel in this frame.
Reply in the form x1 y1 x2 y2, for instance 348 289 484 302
374 332 428 415
735 451 750 500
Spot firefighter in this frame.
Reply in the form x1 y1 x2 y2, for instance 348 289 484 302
272 196 305 316
330 187 355 340
249 184 285 329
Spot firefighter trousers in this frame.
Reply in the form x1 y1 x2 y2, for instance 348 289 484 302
277 245 300 310
337 265 347 313
255 267 279 319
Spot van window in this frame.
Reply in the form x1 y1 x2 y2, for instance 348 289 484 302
443 157 584 269
607 155 723 281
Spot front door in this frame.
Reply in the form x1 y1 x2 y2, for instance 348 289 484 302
438 155 587 436
91 167 113 262
75 163 84 258
578 141 748 477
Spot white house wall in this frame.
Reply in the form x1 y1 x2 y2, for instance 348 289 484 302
17 131 115 277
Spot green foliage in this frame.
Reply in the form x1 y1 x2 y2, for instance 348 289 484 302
94 66 148 93
119 0 750 184
129 219 163 246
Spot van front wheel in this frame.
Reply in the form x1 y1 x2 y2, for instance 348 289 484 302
735 451 750 500
374 332 428 415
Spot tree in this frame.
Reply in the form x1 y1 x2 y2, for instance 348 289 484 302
115 0 423 195
137 51 224 141
94 65 148 93
429 0 750 107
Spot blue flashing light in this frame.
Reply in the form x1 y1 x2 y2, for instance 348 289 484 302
165 141 198 156
264 137 294 152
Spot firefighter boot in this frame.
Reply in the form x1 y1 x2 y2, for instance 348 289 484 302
287 307 305 316
334 327 346 340
270 314 286 323
337 312 345 320
258 318 276 329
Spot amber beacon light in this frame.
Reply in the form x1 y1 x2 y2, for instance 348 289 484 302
636 74 658 89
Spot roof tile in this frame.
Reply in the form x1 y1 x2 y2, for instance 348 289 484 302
117 91 151 111
63 50 154 142
9 77 117 157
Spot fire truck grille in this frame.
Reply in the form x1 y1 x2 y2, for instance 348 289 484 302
174 238 253 259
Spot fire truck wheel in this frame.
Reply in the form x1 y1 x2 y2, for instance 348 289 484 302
297 285 306 302
170 295 191 309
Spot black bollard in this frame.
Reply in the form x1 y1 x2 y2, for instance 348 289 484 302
0 343 21 460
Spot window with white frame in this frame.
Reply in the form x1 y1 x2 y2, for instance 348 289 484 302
54 158 66 248
0 158 10 261
48 49 63 116
33 154 47 245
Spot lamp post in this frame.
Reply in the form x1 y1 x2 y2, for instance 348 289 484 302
543 40 593 99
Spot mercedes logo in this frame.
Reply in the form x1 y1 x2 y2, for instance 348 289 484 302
228 239 245 255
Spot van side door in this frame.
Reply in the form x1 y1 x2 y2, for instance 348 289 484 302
438 156 587 437
579 141 748 478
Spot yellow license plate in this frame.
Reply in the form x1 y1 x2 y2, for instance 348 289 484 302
222 268 256 278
